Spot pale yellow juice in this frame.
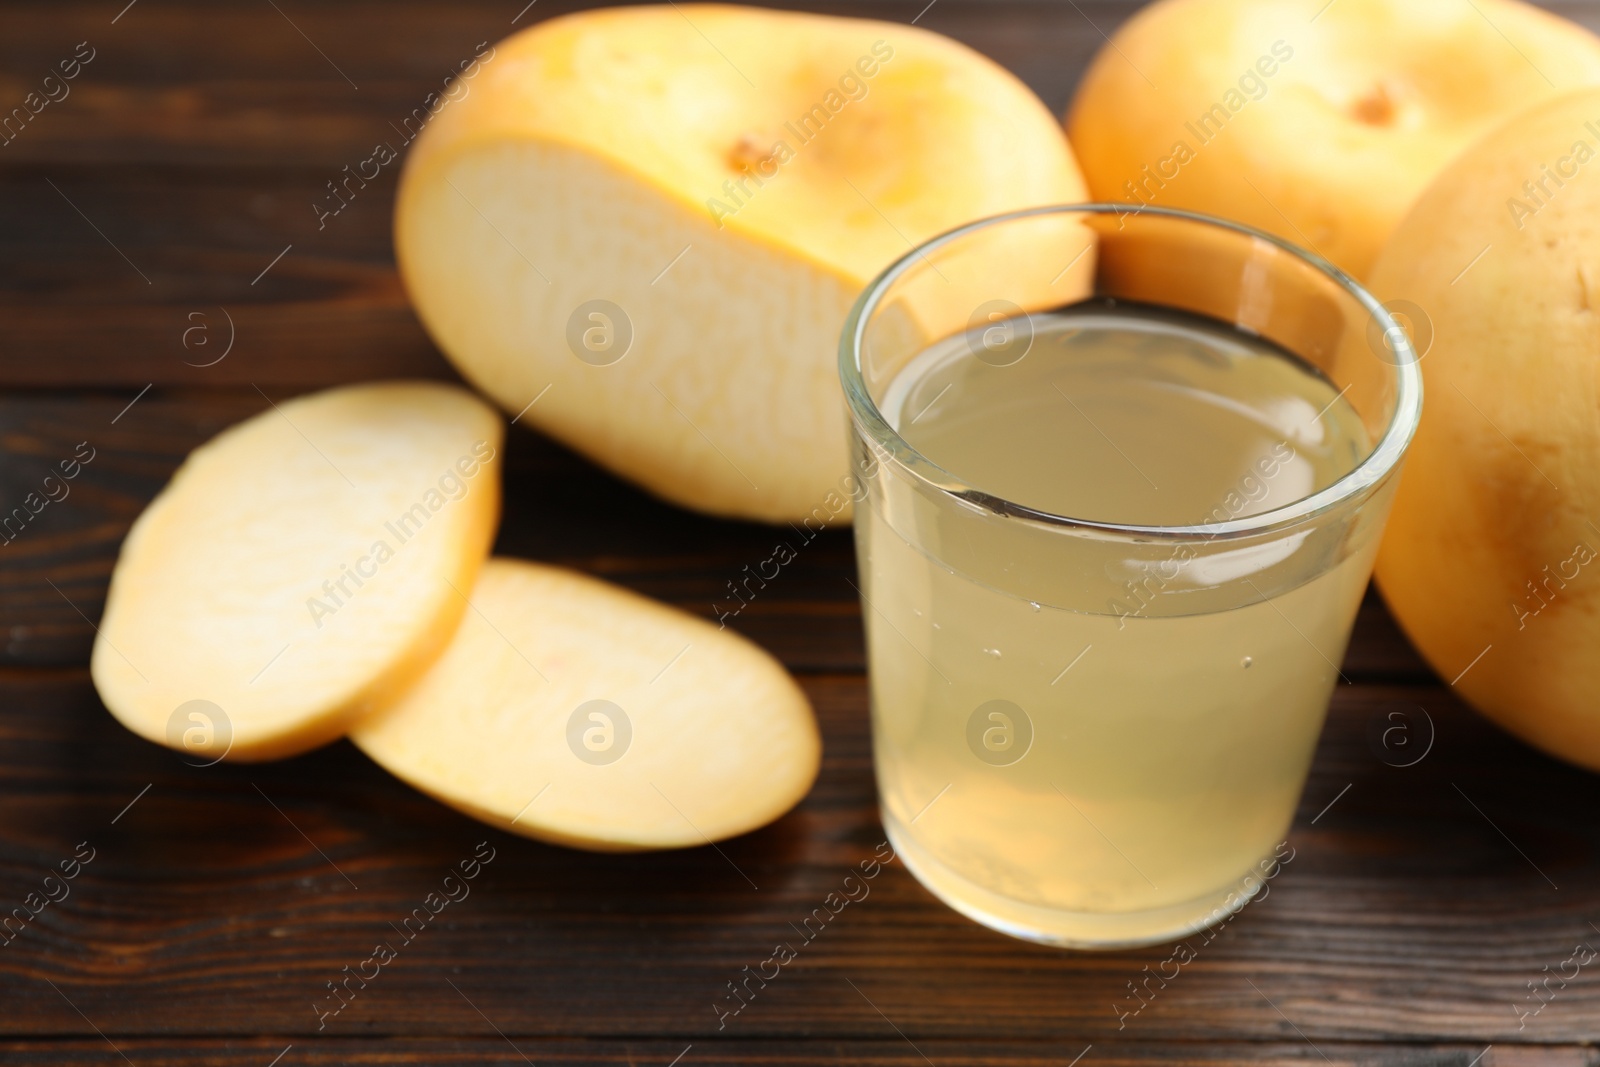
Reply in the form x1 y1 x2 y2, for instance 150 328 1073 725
858 303 1376 945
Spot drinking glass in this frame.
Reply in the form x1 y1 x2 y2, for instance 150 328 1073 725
838 204 1422 948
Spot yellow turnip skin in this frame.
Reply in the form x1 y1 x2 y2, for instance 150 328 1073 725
1066 0 1600 279
1370 87 1600 771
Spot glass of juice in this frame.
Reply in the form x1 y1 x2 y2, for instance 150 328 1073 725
839 204 1421 948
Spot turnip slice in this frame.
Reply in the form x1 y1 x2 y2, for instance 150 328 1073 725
92 381 503 762
349 558 821 851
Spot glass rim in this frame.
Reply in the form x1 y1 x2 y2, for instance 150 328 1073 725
838 202 1424 543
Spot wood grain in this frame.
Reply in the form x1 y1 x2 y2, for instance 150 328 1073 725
2 670 1598 1045
0 1041 1586 1067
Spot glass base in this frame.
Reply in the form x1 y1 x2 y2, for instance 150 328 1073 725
884 809 1267 950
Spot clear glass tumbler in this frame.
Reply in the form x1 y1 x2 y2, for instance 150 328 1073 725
839 204 1422 948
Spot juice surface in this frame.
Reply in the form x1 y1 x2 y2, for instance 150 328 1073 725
885 301 1369 526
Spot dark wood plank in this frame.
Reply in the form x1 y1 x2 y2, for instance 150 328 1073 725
0 1039 1569 1067
0 166 452 387
2 666 1596 1043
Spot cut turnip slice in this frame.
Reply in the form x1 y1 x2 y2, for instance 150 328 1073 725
349 558 821 851
92 381 503 762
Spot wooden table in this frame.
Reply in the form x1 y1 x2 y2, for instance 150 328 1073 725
5 1 1599 1063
